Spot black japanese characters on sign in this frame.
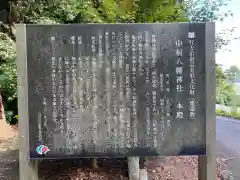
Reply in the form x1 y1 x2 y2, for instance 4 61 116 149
21 23 213 159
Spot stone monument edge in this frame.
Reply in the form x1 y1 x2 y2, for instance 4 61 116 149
198 22 216 180
16 24 39 180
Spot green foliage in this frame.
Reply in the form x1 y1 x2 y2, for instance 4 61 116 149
185 0 233 22
228 94 240 106
0 0 190 124
91 0 189 23
216 109 240 120
184 0 238 52
0 33 17 100
229 65 240 73
216 109 231 116
228 65 240 80
133 0 189 23
215 64 238 106
11 0 104 24
215 27 239 52
0 0 236 124
218 84 236 106
216 82 236 106
216 64 226 88
5 110 17 124
0 31 18 124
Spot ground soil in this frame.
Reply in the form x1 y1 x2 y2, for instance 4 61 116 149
0 120 232 180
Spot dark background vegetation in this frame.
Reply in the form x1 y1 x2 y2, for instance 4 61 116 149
0 0 238 124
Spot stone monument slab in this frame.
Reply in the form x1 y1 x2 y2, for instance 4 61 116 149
17 23 215 159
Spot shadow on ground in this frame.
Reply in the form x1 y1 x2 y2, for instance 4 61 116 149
0 146 19 180
39 158 130 179
0 122 19 180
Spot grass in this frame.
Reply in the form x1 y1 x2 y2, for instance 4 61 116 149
216 109 240 120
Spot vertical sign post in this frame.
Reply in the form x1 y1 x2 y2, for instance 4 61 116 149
198 23 216 180
16 24 39 180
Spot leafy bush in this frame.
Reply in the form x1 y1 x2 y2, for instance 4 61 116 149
0 0 190 125
0 32 18 124
216 109 240 119
230 111 240 119
0 0 236 125
5 110 17 124
0 33 17 99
